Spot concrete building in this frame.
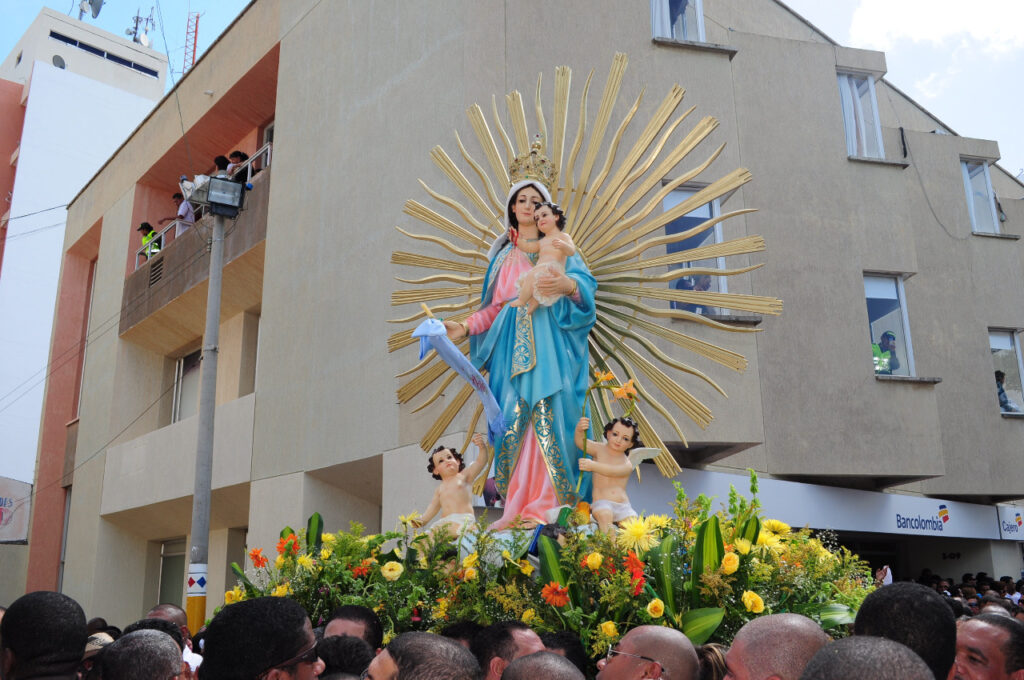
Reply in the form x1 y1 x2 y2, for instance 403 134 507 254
22 0 1024 621
0 8 166 604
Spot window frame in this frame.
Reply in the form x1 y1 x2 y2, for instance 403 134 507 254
651 0 706 43
988 329 1024 412
837 72 885 159
864 274 916 376
961 159 1000 234
171 349 201 423
662 187 726 314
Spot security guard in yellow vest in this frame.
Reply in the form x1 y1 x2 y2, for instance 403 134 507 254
138 221 161 259
872 330 900 374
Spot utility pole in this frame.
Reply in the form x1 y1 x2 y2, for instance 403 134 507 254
185 212 225 633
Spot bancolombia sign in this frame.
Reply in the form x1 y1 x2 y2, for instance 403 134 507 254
997 506 1024 541
0 476 31 543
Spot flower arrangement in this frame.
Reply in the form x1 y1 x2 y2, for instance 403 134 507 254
226 471 873 651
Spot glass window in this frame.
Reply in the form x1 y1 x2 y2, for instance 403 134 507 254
157 538 186 607
990 330 1023 413
172 349 201 422
838 73 884 159
664 189 724 315
864 275 913 376
651 0 705 42
962 160 999 234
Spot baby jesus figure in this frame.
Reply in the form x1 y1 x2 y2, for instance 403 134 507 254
575 416 643 535
411 433 490 537
509 202 576 314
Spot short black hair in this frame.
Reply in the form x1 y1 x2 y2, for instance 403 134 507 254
99 630 182 680
172 193 184 200
387 632 480 680
86 617 109 635
853 582 956 680
603 417 642 452
427 446 465 480
503 651 582 680
538 631 587 676
123 618 185 651
229 150 249 161
325 605 383 650
198 597 311 680
968 614 1024 673
799 636 933 680
440 620 484 646
470 621 532 672
317 635 374 678
214 155 230 170
0 591 87 679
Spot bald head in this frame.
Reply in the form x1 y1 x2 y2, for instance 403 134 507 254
726 614 831 680
799 636 933 680
597 625 699 680
503 651 583 680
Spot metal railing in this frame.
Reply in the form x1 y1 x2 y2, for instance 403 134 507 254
230 141 272 183
135 220 191 269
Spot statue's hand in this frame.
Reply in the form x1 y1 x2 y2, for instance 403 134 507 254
443 319 466 341
579 458 595 472
536 270 571 298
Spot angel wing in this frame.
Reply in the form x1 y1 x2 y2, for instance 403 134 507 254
390 53 781 476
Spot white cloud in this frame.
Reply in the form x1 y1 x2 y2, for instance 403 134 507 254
849 0 1024 56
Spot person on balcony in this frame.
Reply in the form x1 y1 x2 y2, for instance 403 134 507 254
159 192 195 238
137 221 161 259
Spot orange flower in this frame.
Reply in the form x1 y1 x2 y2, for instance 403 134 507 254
612 379 637 399
595 370 615 383
351 558 373 578
541 582 570 608
249 548 269 568
575 501 591 522
276 533 300 555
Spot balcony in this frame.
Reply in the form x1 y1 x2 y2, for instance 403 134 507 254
119 167 270 355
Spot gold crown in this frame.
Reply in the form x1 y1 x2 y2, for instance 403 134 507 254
508 138 558 192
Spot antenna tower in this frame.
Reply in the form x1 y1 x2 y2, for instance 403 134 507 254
183 11 200 74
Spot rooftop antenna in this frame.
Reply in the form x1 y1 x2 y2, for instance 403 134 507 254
78 0 104 20
125 7 156 46
183 9 201 74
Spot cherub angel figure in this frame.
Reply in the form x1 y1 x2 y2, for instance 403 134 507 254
411 433 490 537
509 201 576 314
575 416 657 534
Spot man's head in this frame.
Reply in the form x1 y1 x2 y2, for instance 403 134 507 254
214 155 230 171
198 597 323 680
471 622 545 680
98 630 183 680
86 618 108 635
316 635 374 680
440 620 484 649
879 331 896 350
0 591 87 680
147 603 191 645
503 651 582 680
996 371 1007 385
538 631 587 676
323 605 383 650
724 613 830 680
798 636 933 680
367 632 480 680
123 618 185 651
172 193 184 206
137 221 154 234
596 625 699 680
854 581 956 680
950 615 1024 680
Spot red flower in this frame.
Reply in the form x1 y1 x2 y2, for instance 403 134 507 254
350 558 373 578
541 581 570 608
276 533 300 555
249 548 269 568
624 550 646 595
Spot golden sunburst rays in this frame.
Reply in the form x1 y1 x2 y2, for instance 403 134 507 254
390 52 782 470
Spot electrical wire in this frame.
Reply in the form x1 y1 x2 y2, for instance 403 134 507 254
1 204 68 221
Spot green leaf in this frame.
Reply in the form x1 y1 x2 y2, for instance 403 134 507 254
538 535 567 588
807 603 855 628
230 561 259 598
651 534 679 620
689 515 724 608
280 525 295 539
306 512 324 554
679 607 725 645
738 516 761 545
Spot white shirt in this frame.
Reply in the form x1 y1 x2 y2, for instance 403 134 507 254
175 200 195 237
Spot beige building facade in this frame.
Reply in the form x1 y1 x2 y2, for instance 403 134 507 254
24 0 1024 622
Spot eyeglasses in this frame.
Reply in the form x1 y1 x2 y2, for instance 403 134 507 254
257 640 319 678
605 644 667 673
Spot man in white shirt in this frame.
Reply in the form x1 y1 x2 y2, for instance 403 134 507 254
159 192 195 237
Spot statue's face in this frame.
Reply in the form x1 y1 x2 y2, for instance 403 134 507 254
535 205 559 234
431 448 461 478
513 186 543 226
606 423 636 453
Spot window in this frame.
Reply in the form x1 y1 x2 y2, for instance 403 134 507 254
171 349 201 422
962 160 999 234
664 188 724 315
157 538 186 606
864 275 913 376
838 73 884 159
651 0 705 42
990 330 1023 413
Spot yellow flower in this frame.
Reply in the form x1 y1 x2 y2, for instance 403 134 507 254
646 598 665 618
381 561 404 581
721 552 740 575
381 631 394 646
617 516 659 553
585 552 604 570
297 554 315 571
521 609 536 624
741 590 765 613
274 554 286 569
501 550 512 561
320 548 333 560
321 533 337 546
645 515 671 530
600 621 618 638
734 538 752 555
462 552 479 569
432 598 450 619
397 511 421 527
271 582 291 597
224 586 243 605
463 567 478 581
757 532 781 548
518 560 534 576
762 519 791 535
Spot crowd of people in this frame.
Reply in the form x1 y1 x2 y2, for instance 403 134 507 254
3 574 1024 680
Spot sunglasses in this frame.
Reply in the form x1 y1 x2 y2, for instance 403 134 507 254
605 644 667 674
